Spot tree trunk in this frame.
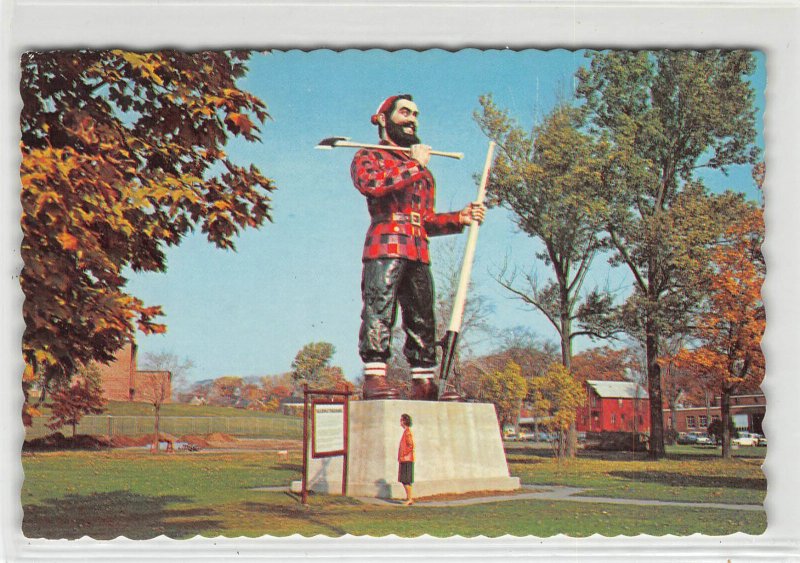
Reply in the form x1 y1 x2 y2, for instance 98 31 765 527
645 321 666 459
152 405 161 454
721 387 732 459
559 298 578 458
72 421 77 438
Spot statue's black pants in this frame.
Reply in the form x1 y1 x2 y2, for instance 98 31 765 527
359 258 436 368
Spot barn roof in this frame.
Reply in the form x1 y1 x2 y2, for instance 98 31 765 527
586 380 649 399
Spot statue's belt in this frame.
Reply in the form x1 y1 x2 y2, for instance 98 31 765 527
371 212 422 226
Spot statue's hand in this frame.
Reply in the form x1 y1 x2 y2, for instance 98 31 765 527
410 144 431 167
459 202 486 225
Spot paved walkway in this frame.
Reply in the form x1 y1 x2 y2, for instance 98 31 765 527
254 484 758 511
352 485 764 511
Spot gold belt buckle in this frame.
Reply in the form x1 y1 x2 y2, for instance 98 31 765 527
409 212 421 226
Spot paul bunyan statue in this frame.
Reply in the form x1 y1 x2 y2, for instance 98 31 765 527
350 94 485 401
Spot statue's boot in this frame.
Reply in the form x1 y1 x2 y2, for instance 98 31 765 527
363 375 400 400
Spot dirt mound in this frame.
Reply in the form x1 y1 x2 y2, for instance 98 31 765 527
24 433 112 451
110 435 152 447
205 432 236 443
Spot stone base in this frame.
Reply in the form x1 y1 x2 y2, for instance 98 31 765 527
291 400 520 499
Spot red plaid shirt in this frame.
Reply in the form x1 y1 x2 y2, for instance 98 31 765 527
351 143 463 263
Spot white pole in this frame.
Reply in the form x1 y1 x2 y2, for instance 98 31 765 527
447 141 496 332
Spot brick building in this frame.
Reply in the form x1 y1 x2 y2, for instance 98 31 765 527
576 380 651 433
663 393 765 434
93 342 171 403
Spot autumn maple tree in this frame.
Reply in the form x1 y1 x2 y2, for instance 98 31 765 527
20 50 275 420
47 366 107 438
676 206 765 458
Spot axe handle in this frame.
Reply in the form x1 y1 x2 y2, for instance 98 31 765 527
438 141 496 395
446 141 496 333
331 140 464 160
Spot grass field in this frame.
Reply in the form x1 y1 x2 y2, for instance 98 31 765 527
25 402 303 440
20 444 766 539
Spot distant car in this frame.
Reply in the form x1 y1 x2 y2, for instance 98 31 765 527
732 431 759 447
537 432 557 443
755 434 767 447
517 430 534 441
692 432 713 445
678 431 712 445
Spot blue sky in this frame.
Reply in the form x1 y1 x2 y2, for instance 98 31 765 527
125 49 766 384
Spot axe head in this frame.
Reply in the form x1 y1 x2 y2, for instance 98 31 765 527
315 136 350 150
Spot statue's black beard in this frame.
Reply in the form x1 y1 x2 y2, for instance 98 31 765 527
386 120 420 147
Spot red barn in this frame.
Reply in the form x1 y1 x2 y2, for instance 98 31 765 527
577 380 650 433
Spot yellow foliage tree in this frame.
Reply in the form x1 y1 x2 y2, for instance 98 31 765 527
478 361 528 428
528 362 587 458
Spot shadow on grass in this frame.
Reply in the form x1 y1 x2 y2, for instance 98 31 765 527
23 491 222 540
273 462 303 472
241 500 351 536
608 470 766 490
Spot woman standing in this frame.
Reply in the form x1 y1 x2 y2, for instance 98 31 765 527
398 413 415 506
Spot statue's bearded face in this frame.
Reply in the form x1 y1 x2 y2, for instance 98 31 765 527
383 99 420 147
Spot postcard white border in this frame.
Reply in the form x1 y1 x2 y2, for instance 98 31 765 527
2 0 798 560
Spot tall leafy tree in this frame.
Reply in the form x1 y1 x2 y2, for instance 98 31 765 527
676 206 765 458
575 50 760 457
475 99 618 456
20 50 275 419
476 100 617 370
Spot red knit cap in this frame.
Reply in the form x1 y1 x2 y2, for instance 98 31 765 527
371 95 400 125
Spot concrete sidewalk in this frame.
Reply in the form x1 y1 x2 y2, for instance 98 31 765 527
350 484 765 512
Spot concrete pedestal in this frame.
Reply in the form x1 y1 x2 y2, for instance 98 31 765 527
292 400 520 499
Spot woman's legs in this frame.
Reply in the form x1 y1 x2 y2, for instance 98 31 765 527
403 484 414 505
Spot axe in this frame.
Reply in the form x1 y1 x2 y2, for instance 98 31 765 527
316 136 464 160
438 141 497 399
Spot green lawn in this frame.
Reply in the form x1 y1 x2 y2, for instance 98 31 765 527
505 445 766 505
21 446 766 539
26 402 303 440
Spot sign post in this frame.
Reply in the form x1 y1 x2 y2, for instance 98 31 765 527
300 386 352 504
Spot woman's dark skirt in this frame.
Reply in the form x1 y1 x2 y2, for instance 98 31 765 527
398 461 414 485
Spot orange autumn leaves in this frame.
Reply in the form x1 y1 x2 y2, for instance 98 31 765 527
20 50 275 411
675 207 765 392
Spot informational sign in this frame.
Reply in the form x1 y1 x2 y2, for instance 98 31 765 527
312 402 346 457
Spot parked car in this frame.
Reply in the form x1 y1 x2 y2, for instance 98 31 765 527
732 431 759 447
692 432 713 445
677 431 712 445
753 433 767 446
536 431 557 443
517 430 534 441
